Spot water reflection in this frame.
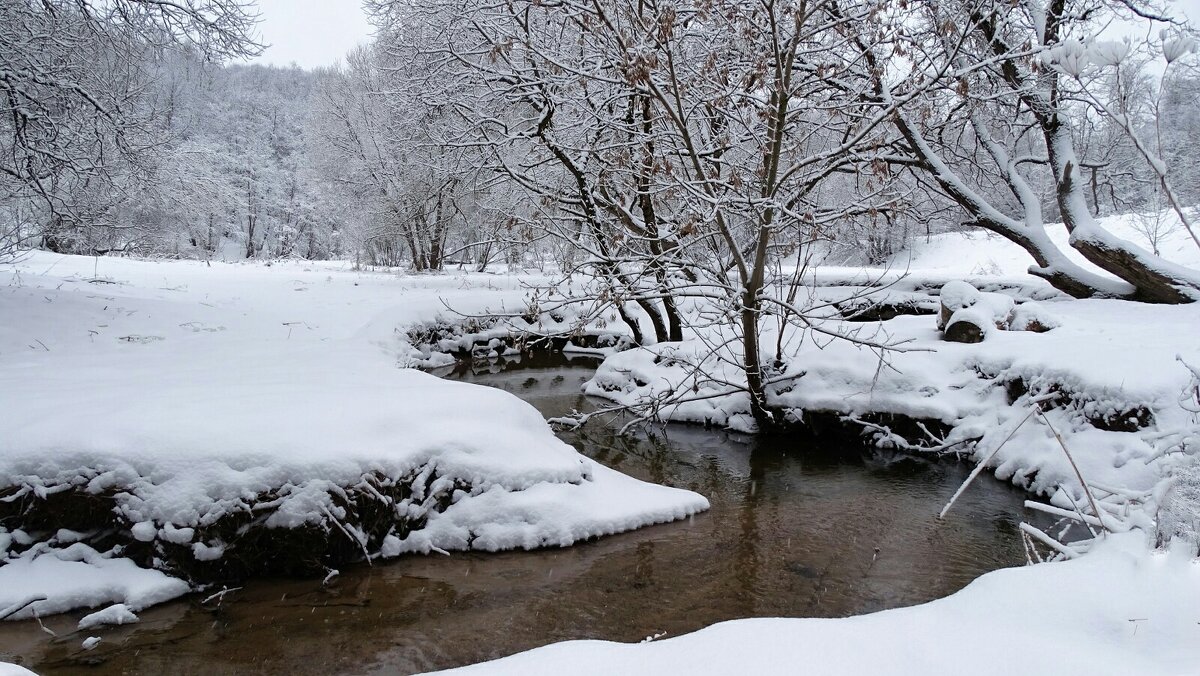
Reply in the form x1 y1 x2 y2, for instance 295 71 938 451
0 356 1049 675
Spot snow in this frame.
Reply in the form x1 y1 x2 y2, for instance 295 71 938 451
937 279 979 311
0 252 708 619
1 212 1197 670
1009 302 1061 331
945 306 992 336
433 532 1200 676
0 544 188 620
77 603 139 630
0 346 631 524
398 463 706 554
890 212 1200 279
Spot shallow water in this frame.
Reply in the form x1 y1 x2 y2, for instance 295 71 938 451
0 357 1052 675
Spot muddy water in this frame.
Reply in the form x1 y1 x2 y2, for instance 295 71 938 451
0 357 1050 675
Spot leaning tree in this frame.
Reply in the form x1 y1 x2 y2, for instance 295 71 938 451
857 0 1200 302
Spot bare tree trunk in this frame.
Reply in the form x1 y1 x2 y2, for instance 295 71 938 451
244 177 257 259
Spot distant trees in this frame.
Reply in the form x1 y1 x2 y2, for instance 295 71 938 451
162 64 341 261
310 45 457 270
2 0 1197 306
0 0 261 257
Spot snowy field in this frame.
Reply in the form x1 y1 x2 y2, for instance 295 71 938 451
2 214 1199 674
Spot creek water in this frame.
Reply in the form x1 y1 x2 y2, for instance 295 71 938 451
0 356 1052 675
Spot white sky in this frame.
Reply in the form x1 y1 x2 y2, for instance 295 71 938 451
242 0 1200 71
244 0 373 70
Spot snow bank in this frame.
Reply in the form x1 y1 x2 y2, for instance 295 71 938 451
0 345 622 520
433 533 1200 675
0 545 188 620
0 252 707 618
393 464 704 555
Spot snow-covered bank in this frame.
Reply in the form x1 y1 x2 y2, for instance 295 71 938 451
432 532 1200 676
0 252 707 620
583 215 1200 553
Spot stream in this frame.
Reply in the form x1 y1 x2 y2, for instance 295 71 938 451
0 355 1055 674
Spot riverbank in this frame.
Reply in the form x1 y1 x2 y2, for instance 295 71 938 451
0 361 1054 674
0 252 707 629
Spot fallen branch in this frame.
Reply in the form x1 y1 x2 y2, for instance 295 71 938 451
1019 522 1078 560
0 595 48 621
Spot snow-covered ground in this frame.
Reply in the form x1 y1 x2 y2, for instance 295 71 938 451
433 532 1200 676
2 213 1198 675
890 214 1200 277
0 253 707 624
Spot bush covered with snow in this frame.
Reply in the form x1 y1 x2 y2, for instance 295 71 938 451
1157 460 1200 553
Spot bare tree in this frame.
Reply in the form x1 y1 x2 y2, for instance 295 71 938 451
372 0 912 430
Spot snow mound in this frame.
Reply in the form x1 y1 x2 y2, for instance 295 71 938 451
0 345 611 518
939 280 980 311
1010 302 1061 332
78 603 140 630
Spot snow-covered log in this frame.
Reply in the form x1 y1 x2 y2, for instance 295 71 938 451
943 307 991 343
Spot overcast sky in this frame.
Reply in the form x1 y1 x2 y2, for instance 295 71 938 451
243 0 1200 71
245 0 373 70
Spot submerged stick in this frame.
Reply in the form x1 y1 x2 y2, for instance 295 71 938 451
939 406 1037 519
1019 522 1078 559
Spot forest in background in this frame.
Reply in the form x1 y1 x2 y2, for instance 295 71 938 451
2 0 1198 274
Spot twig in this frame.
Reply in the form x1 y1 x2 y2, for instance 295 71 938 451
320 506 372 564
1019 522 1078 559
201 587 242 606
0 595 48 621
1034 408 1108 535
1024 500 1103 535
34 610 57 637
940 405 1038 518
